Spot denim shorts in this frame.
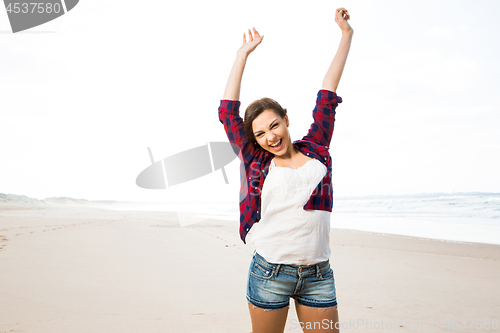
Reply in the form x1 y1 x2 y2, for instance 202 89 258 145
246 251 337 310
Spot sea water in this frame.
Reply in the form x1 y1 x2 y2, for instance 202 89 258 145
330 193 500 245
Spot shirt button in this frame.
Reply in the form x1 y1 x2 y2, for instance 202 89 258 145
246 228 249 231
307 153 309 155
254 187 258 189
257 210 259 214
248 176 251 180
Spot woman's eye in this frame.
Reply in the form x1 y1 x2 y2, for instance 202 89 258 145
272 124 278 128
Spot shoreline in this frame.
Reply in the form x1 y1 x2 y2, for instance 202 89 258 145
333 226 500 247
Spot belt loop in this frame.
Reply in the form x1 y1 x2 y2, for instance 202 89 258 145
275 264 281 277
316 264 321 278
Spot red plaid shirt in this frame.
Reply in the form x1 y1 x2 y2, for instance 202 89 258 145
218 90 342 243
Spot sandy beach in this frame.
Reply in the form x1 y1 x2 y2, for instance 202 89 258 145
1 203 499 333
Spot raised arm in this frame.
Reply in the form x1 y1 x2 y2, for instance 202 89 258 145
222 28 264 101
322 8 353 93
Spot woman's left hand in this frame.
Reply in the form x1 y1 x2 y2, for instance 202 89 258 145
335 7 352 33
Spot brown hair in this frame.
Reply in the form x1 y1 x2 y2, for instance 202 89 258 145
244 98 287 151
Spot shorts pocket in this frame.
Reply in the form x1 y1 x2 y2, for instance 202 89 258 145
319 265 334 281
250 260 275 280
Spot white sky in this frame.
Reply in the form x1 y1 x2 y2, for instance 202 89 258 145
1 0 499 203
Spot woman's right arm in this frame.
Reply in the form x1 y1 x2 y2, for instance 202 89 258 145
223 28 264 100
219 28 264 163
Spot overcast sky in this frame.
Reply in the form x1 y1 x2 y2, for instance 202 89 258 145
1 0 499 204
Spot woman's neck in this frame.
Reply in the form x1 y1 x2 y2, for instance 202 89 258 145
274 141 299 161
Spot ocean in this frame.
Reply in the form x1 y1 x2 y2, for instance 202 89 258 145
329 193 500 245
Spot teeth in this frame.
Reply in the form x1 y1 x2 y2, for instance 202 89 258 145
271 139 281 147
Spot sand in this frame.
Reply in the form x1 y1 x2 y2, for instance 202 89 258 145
0 203 499 333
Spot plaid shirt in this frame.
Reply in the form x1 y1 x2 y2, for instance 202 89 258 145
218 90 342 243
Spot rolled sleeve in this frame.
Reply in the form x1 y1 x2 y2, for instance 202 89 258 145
302 90 343 147
317 90 342 108
218 99 241 124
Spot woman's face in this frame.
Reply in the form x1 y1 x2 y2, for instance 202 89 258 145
252 109 290 156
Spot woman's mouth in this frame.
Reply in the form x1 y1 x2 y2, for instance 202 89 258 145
269 138 283 151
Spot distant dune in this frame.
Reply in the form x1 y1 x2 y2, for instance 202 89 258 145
0 193 126 208
0 193 173 212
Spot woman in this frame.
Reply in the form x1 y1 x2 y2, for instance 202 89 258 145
218 8 353 333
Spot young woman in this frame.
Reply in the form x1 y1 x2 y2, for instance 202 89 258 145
218 8 353 333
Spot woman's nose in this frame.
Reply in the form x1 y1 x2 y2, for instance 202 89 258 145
266 132 277 142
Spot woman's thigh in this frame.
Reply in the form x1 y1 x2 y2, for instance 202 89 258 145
295 302 339 333
248 302 290 333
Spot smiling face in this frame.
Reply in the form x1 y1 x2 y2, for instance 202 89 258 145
252 109 291 156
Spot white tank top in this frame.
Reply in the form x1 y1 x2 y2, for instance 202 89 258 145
246 157 331 265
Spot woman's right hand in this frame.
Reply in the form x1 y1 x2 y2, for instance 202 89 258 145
237 27 264 57
222 27 263 100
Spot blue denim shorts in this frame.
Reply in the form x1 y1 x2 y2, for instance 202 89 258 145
246 251 337 310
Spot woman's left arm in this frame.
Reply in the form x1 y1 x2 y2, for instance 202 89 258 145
322 8 353 93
